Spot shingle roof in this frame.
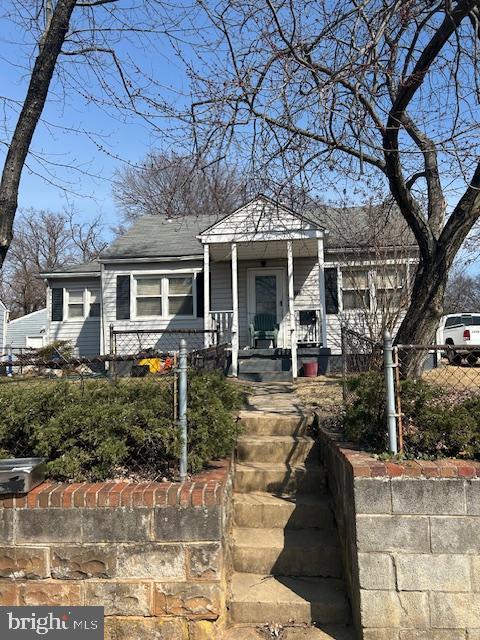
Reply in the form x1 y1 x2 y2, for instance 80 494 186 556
43 200 414 277
101 214 219 259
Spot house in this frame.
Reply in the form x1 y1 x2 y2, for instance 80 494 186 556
40 195 417 379
7 308 48 351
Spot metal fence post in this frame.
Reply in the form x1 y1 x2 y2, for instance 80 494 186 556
6 345 13 378
383 331 398 454
178 339 188 482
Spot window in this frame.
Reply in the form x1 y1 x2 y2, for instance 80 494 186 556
88 289 101 318
67 289 84 318
168 276 193 316
134 274 196 318
342 269 370 311
375 266 405 311
66 288 101 320
136 277 162 317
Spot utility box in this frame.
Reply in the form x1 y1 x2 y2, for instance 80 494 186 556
0 458 46 495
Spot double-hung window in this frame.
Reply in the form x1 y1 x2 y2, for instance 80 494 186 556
136 277 163 317
67 289 84 319
66 288 101 320
134 274 195 317
342 269 370 311
374 266 405 311
168 276 193 316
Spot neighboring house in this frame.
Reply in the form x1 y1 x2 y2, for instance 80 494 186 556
0 299 8 356
40 195 417 378
7 308 48 351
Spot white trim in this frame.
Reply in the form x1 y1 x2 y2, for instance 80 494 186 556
42 272 101 278
287 241 297 378
199 229 324 244
317 238 328 348
231 243 239 377
204 244 210 348
132 272 197 321
246 267 287 348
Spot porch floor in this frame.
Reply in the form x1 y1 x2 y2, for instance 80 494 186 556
235 347 330 382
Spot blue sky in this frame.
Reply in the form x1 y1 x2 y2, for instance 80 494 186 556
0 2 189 235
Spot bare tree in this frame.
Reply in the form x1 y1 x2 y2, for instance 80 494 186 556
444 268 480 314
0 208 106 317
113 152 251 223
173 0 480 372
0 0 173 267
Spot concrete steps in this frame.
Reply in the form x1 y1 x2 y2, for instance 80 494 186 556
233 493 334 529
234 462 326 494
238 411 313 436
236 435 318 464
228 388 351 631
232 528 342 577
229 573 350 625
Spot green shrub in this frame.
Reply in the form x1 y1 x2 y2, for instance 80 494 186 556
343 372 480 459
0 372 245 481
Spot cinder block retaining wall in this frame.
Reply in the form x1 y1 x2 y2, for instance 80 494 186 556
318 423 480 640
0 460 232 640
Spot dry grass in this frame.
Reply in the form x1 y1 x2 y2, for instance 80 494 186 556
422 362 480 392
294 375 342 411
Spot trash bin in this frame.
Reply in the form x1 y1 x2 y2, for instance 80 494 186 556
302 360 318 377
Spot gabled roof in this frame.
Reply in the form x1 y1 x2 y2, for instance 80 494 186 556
199 194 324 238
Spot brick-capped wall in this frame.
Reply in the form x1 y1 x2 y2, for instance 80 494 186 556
0 460 231 640
318 422 480 640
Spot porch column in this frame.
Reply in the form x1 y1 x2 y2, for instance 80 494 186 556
231 242 239 377
287 240 298 379
317 237 328 347
203 244 210 347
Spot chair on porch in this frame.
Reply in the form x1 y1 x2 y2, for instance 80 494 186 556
249 313 279 348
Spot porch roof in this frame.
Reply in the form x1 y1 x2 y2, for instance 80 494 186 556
197 195 325 245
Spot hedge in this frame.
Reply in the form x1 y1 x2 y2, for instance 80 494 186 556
0 371 245 481
344 371 480 459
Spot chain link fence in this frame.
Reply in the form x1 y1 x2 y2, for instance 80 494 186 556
341 325 480 455
0 332 230 481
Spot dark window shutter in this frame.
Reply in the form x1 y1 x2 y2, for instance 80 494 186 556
51 288 64 321
325 268 339 314
196 272 204 318
116 275 131 320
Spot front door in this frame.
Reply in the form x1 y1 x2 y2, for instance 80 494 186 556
247 268 287 347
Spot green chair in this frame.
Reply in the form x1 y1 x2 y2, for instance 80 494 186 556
249 313 279 348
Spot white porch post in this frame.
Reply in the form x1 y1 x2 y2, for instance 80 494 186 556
317 237 328 348
287 240 298 379
203 244 210 347
231 243 239 377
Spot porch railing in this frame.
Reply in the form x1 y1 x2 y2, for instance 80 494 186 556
210 310 233 345
294 309 322 346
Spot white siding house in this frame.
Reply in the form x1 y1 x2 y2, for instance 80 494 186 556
40 195 416 377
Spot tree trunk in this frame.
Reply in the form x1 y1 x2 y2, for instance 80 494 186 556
0 0 77 269
395 253 449 377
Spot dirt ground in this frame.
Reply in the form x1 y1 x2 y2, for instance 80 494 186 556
422 362 480 392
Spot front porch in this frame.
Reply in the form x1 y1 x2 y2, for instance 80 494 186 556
197 197 330 379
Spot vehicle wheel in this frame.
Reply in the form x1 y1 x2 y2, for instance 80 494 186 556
447 348 462 365
466 354 478 366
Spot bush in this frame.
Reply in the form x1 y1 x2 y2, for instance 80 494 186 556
344 372 480 459
0 371 245 481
